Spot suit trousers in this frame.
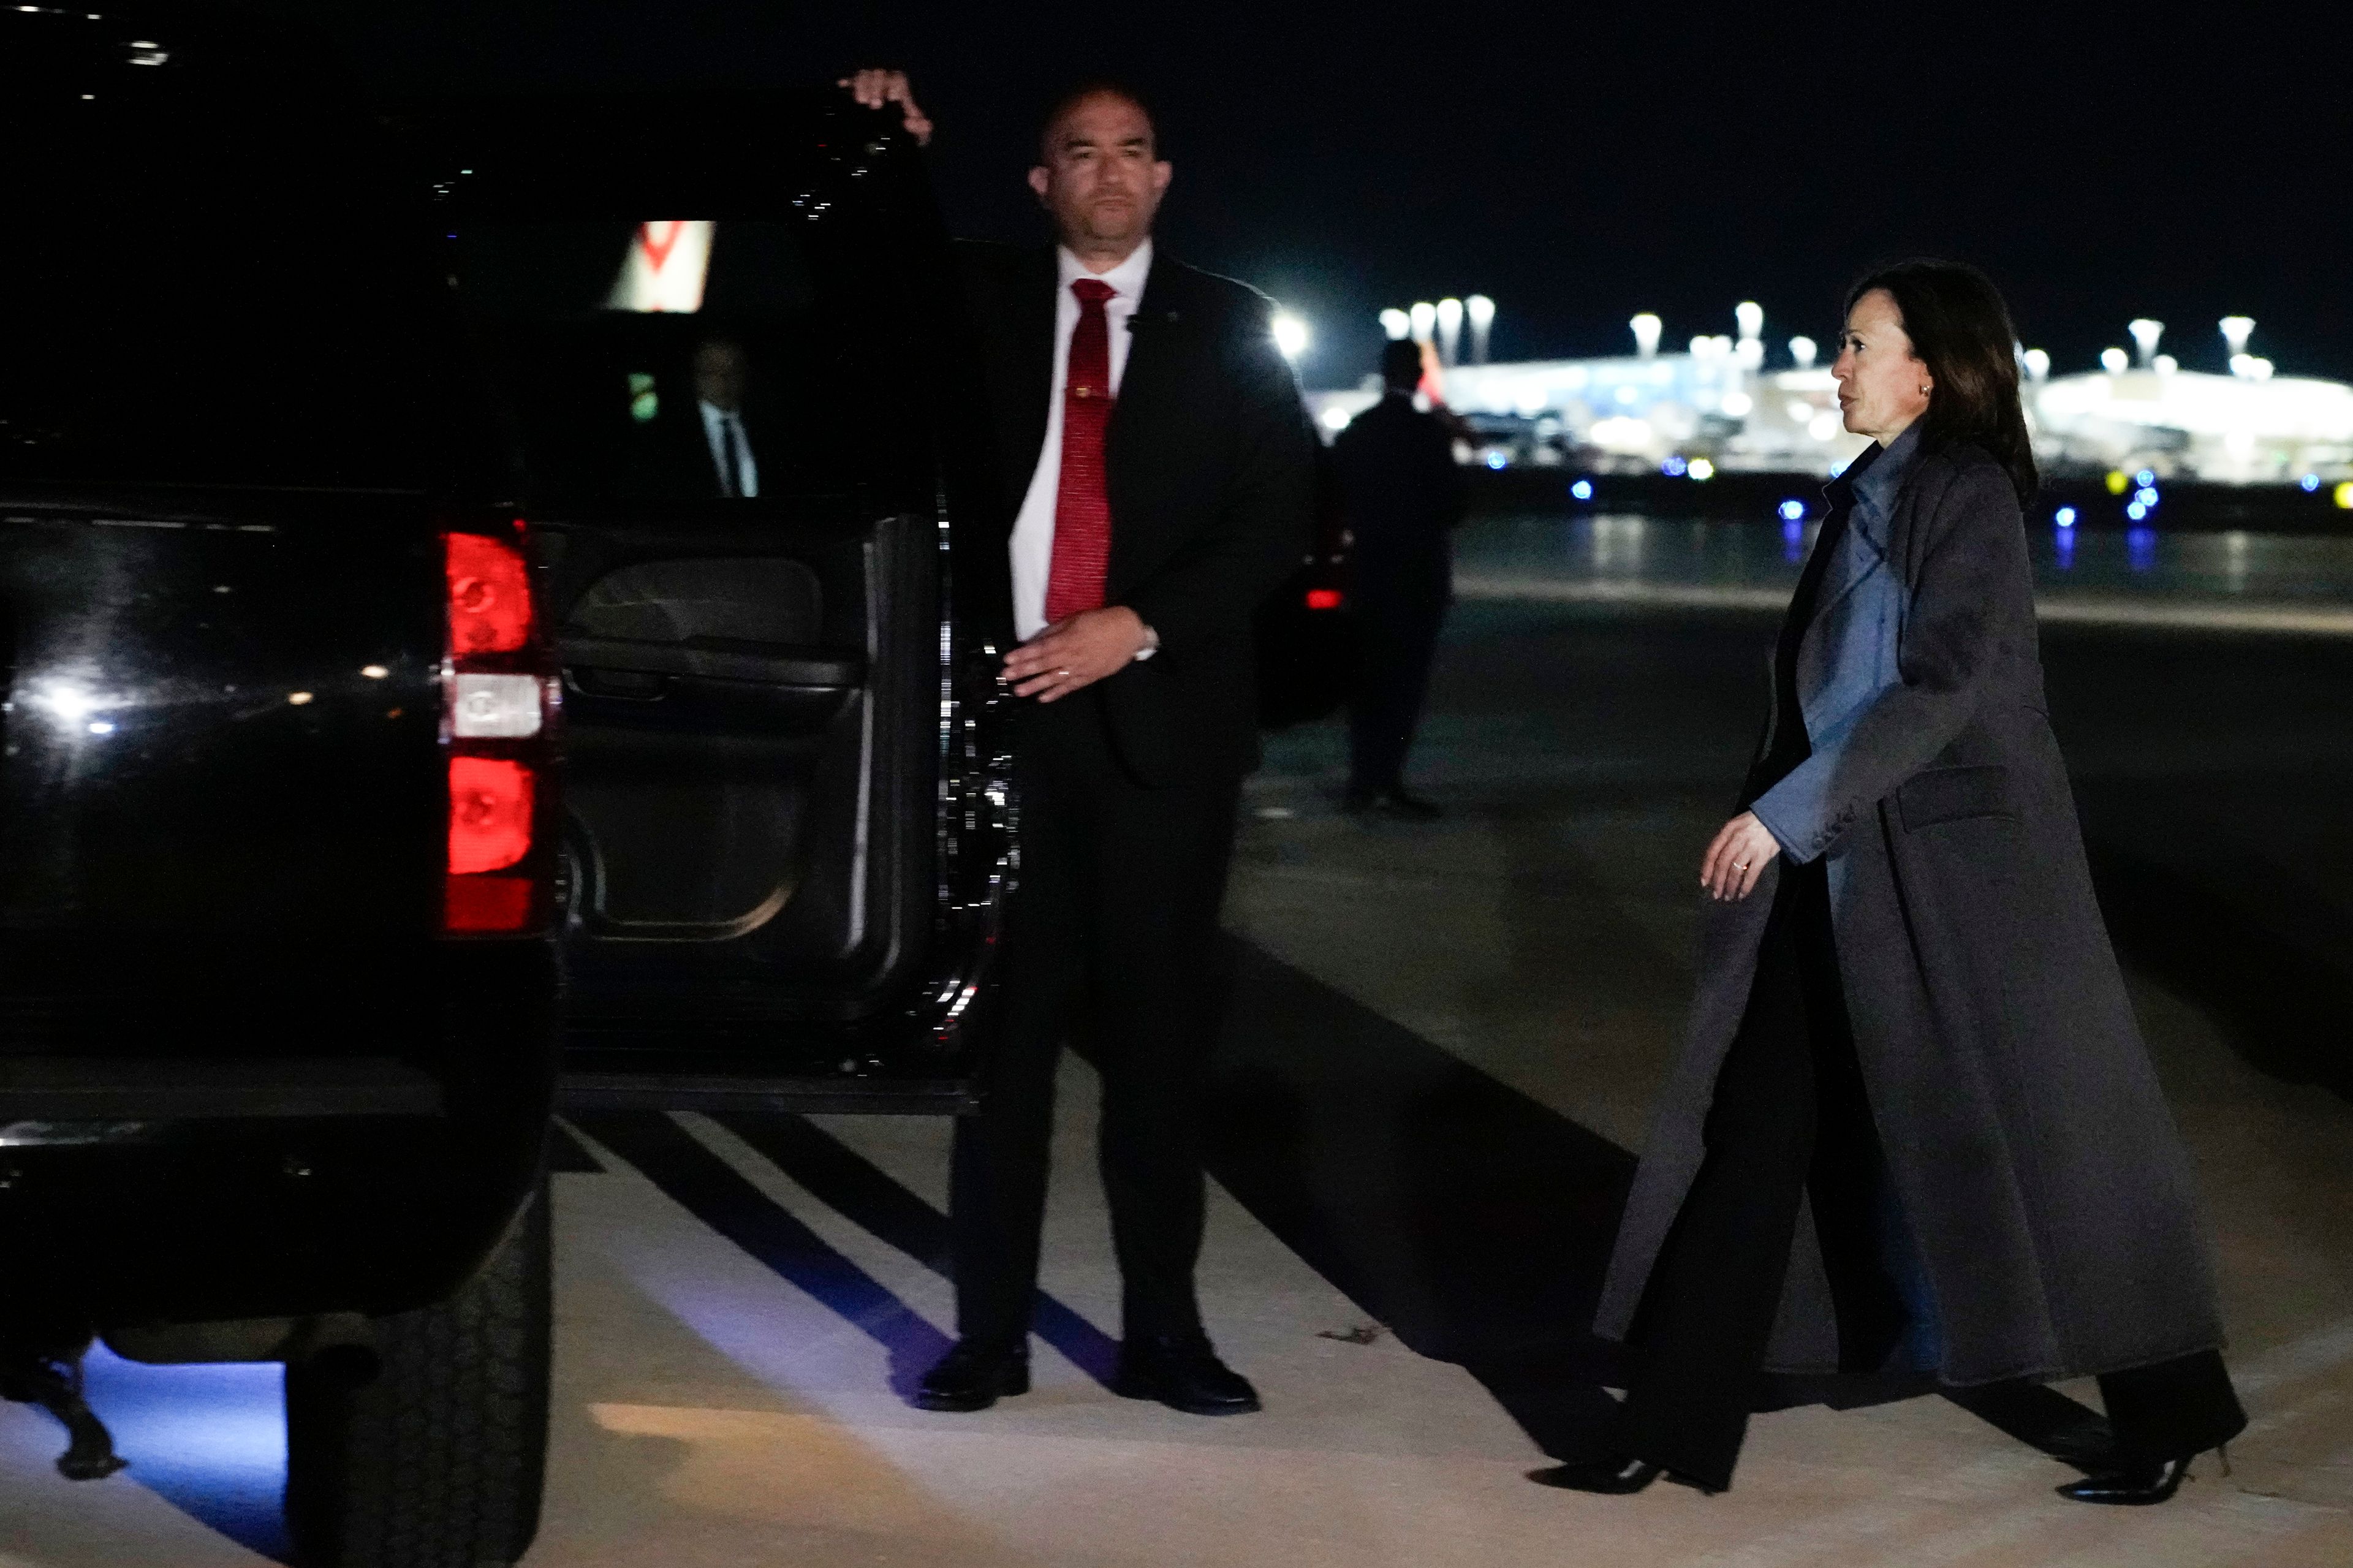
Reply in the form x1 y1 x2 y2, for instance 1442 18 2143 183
1616 858 2247 1490
950 692 1241 1349
1347 588 1446 795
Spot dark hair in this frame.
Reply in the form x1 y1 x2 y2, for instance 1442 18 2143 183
1844 259 2038 506
1037 79 1160 162
1379 339 1423 388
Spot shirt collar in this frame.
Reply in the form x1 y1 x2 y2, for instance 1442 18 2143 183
1849 421 1925 523
1058 238 1154 301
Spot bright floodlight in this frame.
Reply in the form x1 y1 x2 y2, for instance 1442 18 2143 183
1630 312 1662 358
2099 347 2129 374
1734 338 1765 371
1787 335 1817 369
2246 356 2275 382
1271 311 1309 361
2128 318 2164 366
2022 347 2051 382
2219 316 2255 357
1733 301 1764 341
1409 301 1436 344
1378 308 1411 341
1466 294 1496 365
1434 297 1464 365
2154 354 2178 374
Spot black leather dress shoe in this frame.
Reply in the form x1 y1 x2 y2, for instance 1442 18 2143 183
914 1340 1030 1412
1528 1456 1722 1496
1112 1334 1261 1415
2056 1455 2192 1505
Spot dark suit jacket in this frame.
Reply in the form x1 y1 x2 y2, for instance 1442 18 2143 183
957 241 1316 786
626 396 790 501
1330 392 1467 617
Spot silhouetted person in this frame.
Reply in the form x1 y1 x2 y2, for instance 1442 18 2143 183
1332 338 1466 819
844 70 1314 1418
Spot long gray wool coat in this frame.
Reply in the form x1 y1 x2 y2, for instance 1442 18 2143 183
1594 440 2227 1386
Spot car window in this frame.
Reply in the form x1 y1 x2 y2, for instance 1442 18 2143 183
451 218 851 505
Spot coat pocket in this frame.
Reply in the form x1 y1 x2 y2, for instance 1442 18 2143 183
1896 764 2014 830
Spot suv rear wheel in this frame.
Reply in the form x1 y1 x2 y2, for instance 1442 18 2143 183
283 1176 552 1568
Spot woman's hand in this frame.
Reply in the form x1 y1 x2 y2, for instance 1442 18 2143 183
1700 812 1781 902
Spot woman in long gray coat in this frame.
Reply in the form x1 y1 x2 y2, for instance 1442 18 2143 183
1539 261 2245 1502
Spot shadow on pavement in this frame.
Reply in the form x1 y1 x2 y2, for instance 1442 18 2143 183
573 1112 955 1401
1205 936 2113 1464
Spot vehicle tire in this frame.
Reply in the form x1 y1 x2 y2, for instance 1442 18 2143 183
283 1176 552 1568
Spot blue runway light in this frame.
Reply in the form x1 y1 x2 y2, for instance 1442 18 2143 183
2303 474 2324 493
2126 501 2148 521
2134 486 2159 507
2055 507 2078 528
1485 451 1508 470
1569 478 1594 501
2135 468 2156 488
1781 518 1805 561
1778 499 1806 522
1660 455 1689 478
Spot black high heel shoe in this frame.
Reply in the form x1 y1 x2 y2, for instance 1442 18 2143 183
2056 1450 2207 1506
1528 1456 1722 1496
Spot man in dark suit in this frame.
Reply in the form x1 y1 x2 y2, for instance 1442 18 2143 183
1331 339 1468 818
627 333 782 499
846 70 1314 1415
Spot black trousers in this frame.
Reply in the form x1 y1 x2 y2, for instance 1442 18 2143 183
1617 860 2246 1490
949 694 1241 1349
1347 592 1446 796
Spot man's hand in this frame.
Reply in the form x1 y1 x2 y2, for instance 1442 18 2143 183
1700 811 1783 902
837 69 933 146
1002 608 1153 702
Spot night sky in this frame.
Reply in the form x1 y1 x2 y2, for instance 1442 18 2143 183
305 1 2353 388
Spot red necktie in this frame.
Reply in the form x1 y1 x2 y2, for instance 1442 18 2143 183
1045 278 1116 624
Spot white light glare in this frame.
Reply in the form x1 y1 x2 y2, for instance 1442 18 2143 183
2219 316 2255 357
1320 405 1352 432
1720 392 1753 418
2128 318 2164 366
1271 312 1310 361
2099 347 2129 374
2022 347 2051 382
1408 301 1436 344
452 673 544 738
2154 354 2178 375
1378 308 1411 341
1787 335 1817 369
1464 295 1496 329
1629 313 1662 358
1434 298 1464 335
1733 301 1764 341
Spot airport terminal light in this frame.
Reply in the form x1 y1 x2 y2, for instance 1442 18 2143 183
1466 294 1495 364
1436 297 1464 366
1379 308 1411 341
1409 300 1436 344
1734 301 1764 342
2023 347 2051 382
2220 316 2255 358
2101 347 2130 374
1630 312 1662 358
1787 335 1817 369
2129 318 2164 367
1271 311 1310 362
2154 354 2178 375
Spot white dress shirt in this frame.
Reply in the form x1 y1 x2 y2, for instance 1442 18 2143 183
1009 241 1153 641
699 400 759 499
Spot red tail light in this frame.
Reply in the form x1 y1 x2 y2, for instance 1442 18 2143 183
1305 588 1344 611
442 524 556 936
446 532 536 654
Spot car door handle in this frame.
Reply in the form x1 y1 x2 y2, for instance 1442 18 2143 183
558 635 865 691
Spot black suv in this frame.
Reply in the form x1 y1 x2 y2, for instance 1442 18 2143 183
0 10 1006 1566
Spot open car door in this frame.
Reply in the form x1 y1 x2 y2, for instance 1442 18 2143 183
433 91 1009 1112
